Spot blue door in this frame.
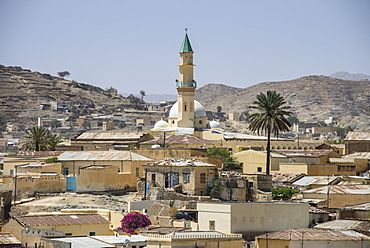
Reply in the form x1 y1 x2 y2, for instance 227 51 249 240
66 177 76 191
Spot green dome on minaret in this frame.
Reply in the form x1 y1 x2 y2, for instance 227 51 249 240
180 31 193 53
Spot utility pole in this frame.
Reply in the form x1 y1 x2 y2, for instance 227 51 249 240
13 166 18 205
144 168 147 200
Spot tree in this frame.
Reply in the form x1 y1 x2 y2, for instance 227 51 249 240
44 133 63 151
140 90 146 101
116 212 151 234
207 147 240 169
0 113 6 137
58 71 70 79
287 116 300 125
21 126 63 151
217 106 222 113
22 126 49 151
247 91 292 175
271 188 299 200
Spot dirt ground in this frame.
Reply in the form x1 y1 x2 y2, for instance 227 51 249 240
11 192 138 216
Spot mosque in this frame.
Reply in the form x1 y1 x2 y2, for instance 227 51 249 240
151 31 222 135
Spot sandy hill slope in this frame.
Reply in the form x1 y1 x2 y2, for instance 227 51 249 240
0 65 130 123
195 75 370 122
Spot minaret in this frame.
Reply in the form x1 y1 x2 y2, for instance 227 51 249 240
176 29 197 128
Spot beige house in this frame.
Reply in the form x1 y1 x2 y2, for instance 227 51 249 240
235 149 364 176
2 214 114 246
197 202 309 235
345 131 370 154
255 228 370 248
145 231 243 248
301 184 370 208
2 162 65 201
3 151 63 176
58 151 154 191
143 158 219 196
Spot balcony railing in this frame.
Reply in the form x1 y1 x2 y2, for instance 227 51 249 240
176 81 197 88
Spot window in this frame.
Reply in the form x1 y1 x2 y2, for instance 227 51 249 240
66 233 72 236
199 120 202 125
200 173 206 184
151 173 156 183
248 182 254 188
118 168 121 173
63 168 69 175
209 220 215 231
89 232 95 236
136 168 139 177
10 169 14 175
257 167 262 172
184 104 187 111
183 173 190 183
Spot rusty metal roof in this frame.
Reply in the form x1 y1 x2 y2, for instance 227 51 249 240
142 134 218 145
339 202 370 210
73 132 146 141
273 149 332 157
18 214 109 226
272 172 306 183
303 184 370 194
58 151 153 161
0 233 21 244
256 228 370 241
345 131 370 141
16 151 64 156
144 158 217 167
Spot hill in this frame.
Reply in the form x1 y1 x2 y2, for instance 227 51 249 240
195 75 370 123
0 65 131 125
330 71 370 81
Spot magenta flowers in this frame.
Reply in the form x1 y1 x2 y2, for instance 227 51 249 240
117 212 152 234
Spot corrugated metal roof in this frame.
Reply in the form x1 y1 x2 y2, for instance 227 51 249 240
58 151 153 161
329 158 354 163
343 152 370 160
345 131 370 141
18 214 109 226
256 228 370 241
50 237 115 248
339 202 370 210
0 233 21 244
272 172 306 183
17 151 64 156
273 149 332 157
142 134 218 145
74 132 145 140
303 184 370 194
92 235 147 244
314 220 368 230
293 176 339 186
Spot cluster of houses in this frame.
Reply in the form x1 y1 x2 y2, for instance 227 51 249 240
1 33 370 247
0 130 369 247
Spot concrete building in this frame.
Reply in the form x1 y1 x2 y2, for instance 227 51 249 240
345 131 370 154
197 202 309 237
143 158 219 196
255 228 370 248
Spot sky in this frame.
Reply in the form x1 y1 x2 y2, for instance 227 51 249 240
1 0 369 95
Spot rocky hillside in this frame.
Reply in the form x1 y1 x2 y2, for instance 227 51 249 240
195 75 370 123
0 65 130 124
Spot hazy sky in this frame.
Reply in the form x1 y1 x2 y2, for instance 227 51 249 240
1 0 369 95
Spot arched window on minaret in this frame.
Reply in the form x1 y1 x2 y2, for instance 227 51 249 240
184 102 187 112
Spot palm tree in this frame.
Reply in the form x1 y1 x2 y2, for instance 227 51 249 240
248 91 292 175
22 126 49 151
45 133 63 151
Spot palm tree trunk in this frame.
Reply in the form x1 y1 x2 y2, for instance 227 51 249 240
266 130 271 175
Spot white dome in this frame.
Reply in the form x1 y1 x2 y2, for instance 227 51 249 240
154 119 169 129
209 120 222 129
169 100 206 118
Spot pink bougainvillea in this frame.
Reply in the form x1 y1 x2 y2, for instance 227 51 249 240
116 212 151 234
